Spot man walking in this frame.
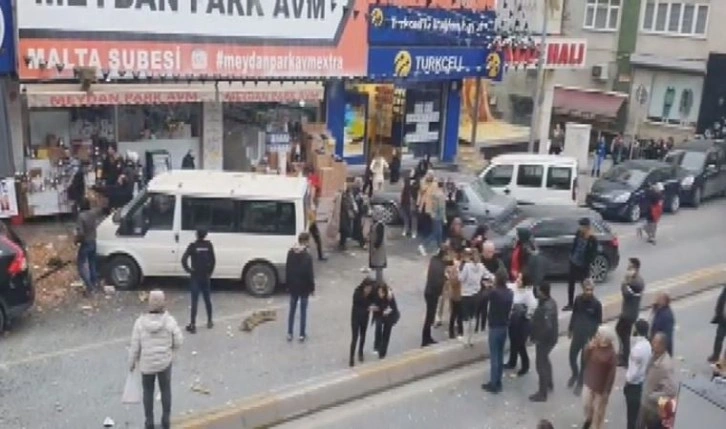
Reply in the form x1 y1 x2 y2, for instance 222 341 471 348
638 333 677 429
568 279 603 396
482 269 514 394
564 218 597 311
181 229 216 334
286 232 315 342
708 285 726 363
75 198 105 296
616 258 645 366
581 326 618 429
369 206 387 283
529 282 558 402
422 244 447 347
624 319 652 429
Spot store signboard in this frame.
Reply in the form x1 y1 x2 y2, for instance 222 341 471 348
504 38 587 71
367 47 503 81
367 5 496 46
0 0 15 74
16 0 368 80
0 178 18 218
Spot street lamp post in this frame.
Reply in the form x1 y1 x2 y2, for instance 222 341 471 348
528 4 550 153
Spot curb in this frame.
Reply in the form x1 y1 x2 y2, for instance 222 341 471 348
177 264 726 429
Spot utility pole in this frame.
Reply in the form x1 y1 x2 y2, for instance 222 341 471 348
469 77 483 147
528 4 550 153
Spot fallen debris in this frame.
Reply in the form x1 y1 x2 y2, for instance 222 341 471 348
239 309 277 332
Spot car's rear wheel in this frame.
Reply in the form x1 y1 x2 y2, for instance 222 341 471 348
627 204 641 223
244 262 277 297
667 195 680 213
590 254 610 283
106 255 141 290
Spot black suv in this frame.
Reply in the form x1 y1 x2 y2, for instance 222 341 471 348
0 221 34 332
488 206 620 283
664 140 726 207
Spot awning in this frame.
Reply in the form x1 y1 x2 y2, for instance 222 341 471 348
630 54 706 74
553 87 627 119
24 82 324 108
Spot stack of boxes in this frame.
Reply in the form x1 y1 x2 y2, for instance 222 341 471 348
303 123 348 198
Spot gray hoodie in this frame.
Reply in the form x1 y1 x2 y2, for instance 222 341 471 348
129 312 183 374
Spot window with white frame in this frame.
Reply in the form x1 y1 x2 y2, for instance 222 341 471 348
646 71 703 128
584 0 621 30
642 1 709 36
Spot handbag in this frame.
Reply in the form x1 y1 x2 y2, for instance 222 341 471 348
122 369 142 404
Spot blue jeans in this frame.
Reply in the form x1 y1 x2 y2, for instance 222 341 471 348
77 241 98 292
288 294 309 337
423 217 443 251
488 326 508 389
190 276 213 326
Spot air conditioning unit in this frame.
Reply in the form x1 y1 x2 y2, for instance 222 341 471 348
591 64 608 81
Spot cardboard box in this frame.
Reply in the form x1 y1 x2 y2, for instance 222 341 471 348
319 166 336 198
313 153 333 171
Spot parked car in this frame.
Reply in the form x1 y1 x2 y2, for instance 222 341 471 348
0 221 34 332
664 140 726 206
369 173 519 239
586 160 682 222
479 153 579 206
487 206 620 283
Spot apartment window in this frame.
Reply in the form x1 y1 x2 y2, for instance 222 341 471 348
642 1 709 36
584 0 620 30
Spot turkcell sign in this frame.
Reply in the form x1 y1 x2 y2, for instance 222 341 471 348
368 5 496 46
367 47 501 81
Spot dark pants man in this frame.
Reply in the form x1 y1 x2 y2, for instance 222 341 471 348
712 323 726 360
569 334 591 388
535 343 554 396
190 277 213 327
449 300 463 339
309 223 324 260
616 317 635 363
142 365 172 429
507 318 531 373
567 263 589 308
421 293 439 346
349 313 369 366
475 297 488 332
623 382 643 429
487 326 508 391
77 241 99 293
287 294 309 338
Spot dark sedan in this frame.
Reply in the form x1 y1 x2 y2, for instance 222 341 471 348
586 160 682 223
0 221 34 332
488 207 620 283
664 140 726 207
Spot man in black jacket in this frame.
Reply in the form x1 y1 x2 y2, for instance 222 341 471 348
181 228 216 334
422 245 448 347
482 268 514 394
567 279 603 395
477 241 506 332
563 218 598 311
530 282 558 402
350 278 377 367
708 285 726 362
285 232 315 342
616 257 645 366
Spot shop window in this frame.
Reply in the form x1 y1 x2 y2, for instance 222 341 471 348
181 197 236 233
117 104 201 142
239 201 296 235
584 0 620 31
516 165 544 188
484 165 513 186
403 83 443 159
646 72 703 127
546 167 572 190
642 1 709 36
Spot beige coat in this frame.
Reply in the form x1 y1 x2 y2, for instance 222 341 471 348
638 352 677 427
417 181 437 215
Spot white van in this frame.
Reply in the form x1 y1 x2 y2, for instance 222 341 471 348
479 154 578 206
96 170 309 296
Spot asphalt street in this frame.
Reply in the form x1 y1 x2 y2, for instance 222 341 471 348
275 288 725 429
0 198 725 428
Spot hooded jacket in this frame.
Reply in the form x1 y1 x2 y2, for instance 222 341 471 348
285 244 315 296
531 296 559 347
129 312 183 374
181 239 216 279
569 230 598 268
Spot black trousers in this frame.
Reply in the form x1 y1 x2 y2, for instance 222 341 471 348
475 297 488 332
190 277 213 326
507 318 531 372
350 313 369 364
616 317 635 361
142 365 172 429
535 343 554 394
309 222 324 260
422 293 439 346
713 322 726 358
567 262 589 306
449 300 464 339
374 316 396 358
623 382 642 429
569 334 590 386
338 226 350 249
351 215 366 247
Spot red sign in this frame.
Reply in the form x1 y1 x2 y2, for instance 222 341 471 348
503 38 587 71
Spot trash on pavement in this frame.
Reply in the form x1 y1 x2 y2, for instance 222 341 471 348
103 417 115 427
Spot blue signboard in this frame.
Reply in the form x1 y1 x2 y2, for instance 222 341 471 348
0 0 15 74
368 47 503 82
368 6 496 46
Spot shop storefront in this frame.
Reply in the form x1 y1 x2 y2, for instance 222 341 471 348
0 0 18 220
326 4 500 165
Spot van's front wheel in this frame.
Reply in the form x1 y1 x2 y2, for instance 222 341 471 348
106 255 141 290
244 262 277 297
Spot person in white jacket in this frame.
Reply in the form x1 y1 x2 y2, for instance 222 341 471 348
370 153 389 193
129 290 183 429
457 248 493 346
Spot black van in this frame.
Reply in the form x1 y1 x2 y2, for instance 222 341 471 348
0 221 34 332
664 140 726 207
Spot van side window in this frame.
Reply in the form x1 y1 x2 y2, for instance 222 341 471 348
546 166 572 190
516 165 544 188
484 165 513 186
181 197 236 233
239 201 296 235
121 192 175 236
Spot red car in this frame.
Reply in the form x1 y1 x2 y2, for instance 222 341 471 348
0 221 34 332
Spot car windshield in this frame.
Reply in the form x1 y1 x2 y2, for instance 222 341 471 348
470 177 497 201
678 151 706 173
601 165 648 188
